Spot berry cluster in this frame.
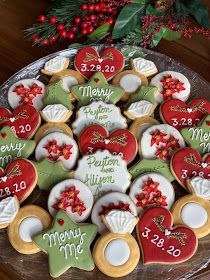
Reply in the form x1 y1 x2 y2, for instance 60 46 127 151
160 75 186 100
44 140 73 161
13 83 43 105
99 201 131 216
53 186 86 216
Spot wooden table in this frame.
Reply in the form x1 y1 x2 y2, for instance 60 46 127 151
0 1 209 279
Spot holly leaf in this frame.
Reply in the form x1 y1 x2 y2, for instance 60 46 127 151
112 3 145 39
162 28 182 41
87 23 111 42
130 0 147 3
185 0 209 27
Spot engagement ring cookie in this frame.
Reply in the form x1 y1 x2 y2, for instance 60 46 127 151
40 104 72 123
0 196 19 229
131 57 158 77
41 56 70 76
130 117 160 140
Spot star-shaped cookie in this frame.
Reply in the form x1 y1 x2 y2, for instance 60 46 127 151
33 210 97 278
71 72 124 107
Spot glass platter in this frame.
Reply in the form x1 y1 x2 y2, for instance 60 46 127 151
0 45 209 280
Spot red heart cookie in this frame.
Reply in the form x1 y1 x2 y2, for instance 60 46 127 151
0 159 37 203
0 105 40 139
160 99 210 130
137 207 197 264
74 47 124 80
79 124 137 163
171 147 210 189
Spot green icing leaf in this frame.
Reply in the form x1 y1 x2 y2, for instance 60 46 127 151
87 23 111 42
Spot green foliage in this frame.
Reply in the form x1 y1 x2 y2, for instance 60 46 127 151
184 0 209 27
87 23 111 42
151 27 182 47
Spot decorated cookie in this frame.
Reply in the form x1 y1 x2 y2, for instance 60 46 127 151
74 46 124 80
0 105 41 139
41 56 70 76
8 205 52 254
170 147 210 189
33 210 97 277
44 80 73 110
8 79 46 111
0 196 19 229
130 117 160 140
91 192 137 234
160 98 210 130
40 104 72 123
124 86 158 120
79 124 137 163
93 210 140 277
131 57 158 77
35 131 78 170
140 124 185 161
150 71 191 103
112 70 148 101
181 115 210 155
0 126 36 168
74 150 131 198
129 158 175 182
48 179 93 222
188 177 210 200
72 101 127 136
137 207 198 264
0 159 37 203
34 122 73 143
33 159 73 191
71 72 124 107
129 173 175 214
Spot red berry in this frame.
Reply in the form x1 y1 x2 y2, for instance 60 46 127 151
88 5 95 11
98 13 104 18
41 38 49 46
37 15 46 23
87 26 94 34
56 24 64 31
107 8 113 13
60 30 67 38
74 17 81 24
81 29 88 36
107 18 115 25
99 1 105 8
49 35 57 42
81 22 88 29
71 26 78 33
81 4 88 11
98 21 105 26
93 22 98 28
32 34 40 43
111 9 117 14
50 17 57 24
101 8 107 13
94 4 101 11
89 14 96 21
68 33 75 40
83 15 90 20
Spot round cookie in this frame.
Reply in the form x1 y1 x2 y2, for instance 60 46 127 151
40 104 72 123
8 79 46 111
0 196 19 229
35 131 78 170
130 57 158 77
8 205 52 254
129 173 175 214
91 192 137 234
48 179 93 223
41 56 70 76
150 71 191 103
112 70 148 101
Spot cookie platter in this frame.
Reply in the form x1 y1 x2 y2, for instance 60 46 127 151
0 45 210 280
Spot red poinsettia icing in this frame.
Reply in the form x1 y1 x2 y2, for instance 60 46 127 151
44 140 60 154
156 145 171 160
59 143 73 160
135 178 167 209
43 140 73 161
99 201 131 216
167 135 180 149
150 130 167 146
13 83 43 105
160 75 185 100
71 197 86 216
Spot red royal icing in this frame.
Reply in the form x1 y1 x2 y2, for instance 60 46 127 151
58 219 65 226
1 133 7 139
137 207 197 264
160 75 185 100
43 140 73 161
99 201 131 216
13 83 43 105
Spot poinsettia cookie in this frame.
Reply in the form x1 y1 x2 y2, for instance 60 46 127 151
41 56 70 76
0 196 19 229
72 101 127 136
40 104 72 123
48 179 93 222
129 173 175 214
160 98 210 129
74 46 125 80
91 192 137 234
35 131 78 170
140 124 185 161
137 207 198 264
79 124 137 163
8 79 46 111
150 71 191 103
74 150 131 198
130 57 158 77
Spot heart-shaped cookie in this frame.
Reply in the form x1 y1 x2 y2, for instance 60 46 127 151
170 147 210 189
160 98 210 130
0 105 41 139
74 47 124 80
0 159 37 203
137 207 197 264
79 124 137 163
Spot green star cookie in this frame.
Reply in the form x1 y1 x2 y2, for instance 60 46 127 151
33 210 97 278
33 159 73 191
0 126 36 168
181 115 210 155
129 158 175 182
44 80 73 110
71 72 124 107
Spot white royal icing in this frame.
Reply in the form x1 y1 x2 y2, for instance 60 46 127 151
129 173 175 214
119 74 142 93
91 192 137 234
104 239 130 266
0 197 18 224
61 76 78 92
41 104 69 122
48 179 94 223
44 56 68 73
132 58 157 77
74 150 131 199
137 123 154 140
150 71 191 103
126 100 153 118
190 177 210 200
19 217 44 242
181 202 208 229
72 101 127 136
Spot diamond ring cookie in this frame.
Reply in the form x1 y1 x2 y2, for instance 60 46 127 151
40 104 72 123
0 196 19 229
93 210 140 277
129 117 160 140
8 205 52 254
130 57 158 77
41 56 70 76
